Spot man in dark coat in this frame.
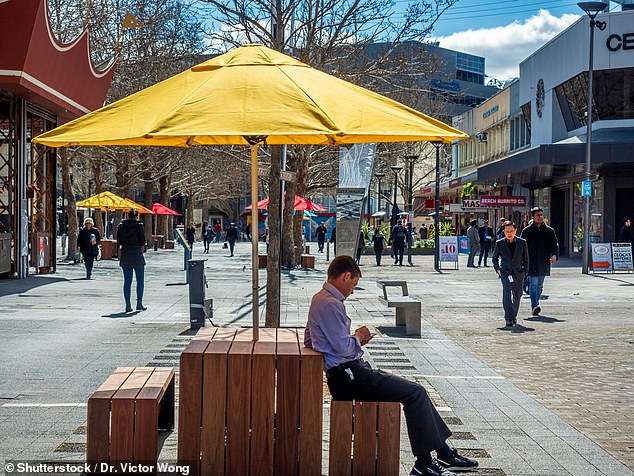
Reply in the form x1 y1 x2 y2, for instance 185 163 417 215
618 218 633 245
117 209 147 312
466 220 480 268
493 221 529 328
77 217 101 280
225 222 239 256
477 219 494 267
520 207 559 316
316 223 327 253
390 219 407 266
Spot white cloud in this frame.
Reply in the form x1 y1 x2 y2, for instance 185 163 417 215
434 10 580 81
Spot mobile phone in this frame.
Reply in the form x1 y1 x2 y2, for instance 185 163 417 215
369 333 377 338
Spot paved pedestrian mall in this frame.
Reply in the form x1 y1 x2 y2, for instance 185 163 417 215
0 240 633 475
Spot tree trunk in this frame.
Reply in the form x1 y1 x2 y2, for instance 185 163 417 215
143 170 153 245
186 192 195 229
60 151 78 260
281 151 296 268
92 159 104 235
158 175 169 238
266 145 282 327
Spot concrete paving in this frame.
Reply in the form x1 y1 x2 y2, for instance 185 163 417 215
0 239 632 475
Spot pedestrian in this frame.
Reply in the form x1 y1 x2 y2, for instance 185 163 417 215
205 222 215 253
520 207 559 316
371 226 386 266
330 226 337 255
225 222 239 256
213 222 222 242
492 221 529 328
390 219 407 266
77 217 101 280
245 223 252 242
418 224 428 240
117 209 147 312
495 218 506 241
355 232 365 264
185 223 196 251
618 218 633 245
201 221 209 253
316 223 327 253
466 219 480 268
304 256 478 476
478 219 494 267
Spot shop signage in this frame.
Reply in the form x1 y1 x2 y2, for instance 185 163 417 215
462 199 480 209
479 195 526 207
482 104 499 119
458 236 469 254
591 243 613 271
612 243 633 271
606 32 634 52
582 181 592 197
439 236 459 262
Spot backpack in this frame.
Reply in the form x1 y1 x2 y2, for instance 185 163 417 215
395 226 405 240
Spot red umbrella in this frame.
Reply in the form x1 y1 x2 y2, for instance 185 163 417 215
246 194 326 212
152 203 182 216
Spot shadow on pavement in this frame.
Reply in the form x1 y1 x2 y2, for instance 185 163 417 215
102 311 139 318
591 274 634 286
165 282 188 286
376 326 420 339
497 324 535 333
524 316 566 323
0 275 69 298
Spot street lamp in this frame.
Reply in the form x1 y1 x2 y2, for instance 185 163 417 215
577 1 608 274
375 172 385 219
431 142 443 272
404 155 418 265
390 165 403 228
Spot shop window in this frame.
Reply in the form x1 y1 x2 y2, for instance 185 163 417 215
520 102 531 133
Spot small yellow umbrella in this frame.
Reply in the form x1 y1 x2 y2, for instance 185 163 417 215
35 44 467 340
76 191 152 213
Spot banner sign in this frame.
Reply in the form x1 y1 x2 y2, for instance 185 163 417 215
611 242 633 271
480 196 526 207
458 236 469 254
591 243 613 271
439 236 459 262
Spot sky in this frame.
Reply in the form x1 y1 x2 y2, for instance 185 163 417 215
426 0 622 81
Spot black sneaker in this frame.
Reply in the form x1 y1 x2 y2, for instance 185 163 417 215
532 306 541 316
437 448 479 471
410 459 457 476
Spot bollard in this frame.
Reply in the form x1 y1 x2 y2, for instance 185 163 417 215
154 239 158 252
326 240 330 262
188 259 208 330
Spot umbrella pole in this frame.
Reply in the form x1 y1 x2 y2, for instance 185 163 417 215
251 145 259 341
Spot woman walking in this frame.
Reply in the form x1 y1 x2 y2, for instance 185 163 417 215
77 217 101 279
117 209 147 312
372 227 386 266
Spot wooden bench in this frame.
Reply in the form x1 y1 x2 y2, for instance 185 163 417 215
301 254 315 269
329 400 401 476
258 254 267 269
379 296 422 336
87 367 175 468
177 327 323 476
376 280 409 300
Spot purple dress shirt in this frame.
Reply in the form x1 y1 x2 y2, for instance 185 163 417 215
304 282 363 370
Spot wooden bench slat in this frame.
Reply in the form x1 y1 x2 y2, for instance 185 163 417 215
329 401 353 476
276 329 301 476
136 368 175 401
377 403 401 476
299 350 323 476
226 340 255 476
200 328 236 476
352 401 378 476
178 339 211 476
87 367 134 465
250 340 276 476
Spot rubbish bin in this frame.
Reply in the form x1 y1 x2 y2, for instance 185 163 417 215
188 259 212 330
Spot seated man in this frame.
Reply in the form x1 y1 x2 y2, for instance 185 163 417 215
305 256 478 476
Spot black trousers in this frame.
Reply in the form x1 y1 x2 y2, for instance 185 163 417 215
501 274 524 323
327 360 451 457
83 253 95 278
318 238 325 252
392 242 405 265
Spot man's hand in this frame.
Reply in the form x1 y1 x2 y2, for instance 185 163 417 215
550 255 557 264
496 269 501 277
354 326 372 346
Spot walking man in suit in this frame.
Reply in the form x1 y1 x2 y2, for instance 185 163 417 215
478 219 494 267
466 220 480 268
492 221 529 329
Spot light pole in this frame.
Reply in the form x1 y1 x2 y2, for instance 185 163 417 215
375 172 385 222
404 155 418 265
390 165 403 228
578 1 607 274
432 142 443 272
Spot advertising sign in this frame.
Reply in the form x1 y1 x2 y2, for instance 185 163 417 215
439 236 459 262
611 242 633 272
582 181 593 197
591 243 613 271
458 236 469 254
479 196 527 207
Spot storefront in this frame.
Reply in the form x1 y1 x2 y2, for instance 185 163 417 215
0 0 115 278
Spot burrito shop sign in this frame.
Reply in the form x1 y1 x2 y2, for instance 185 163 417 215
461 196 526 209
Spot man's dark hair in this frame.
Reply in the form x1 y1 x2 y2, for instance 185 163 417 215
530 207 544 217
328 255 362 280
503 220 517 229
128 208 139 219
469 219 477 226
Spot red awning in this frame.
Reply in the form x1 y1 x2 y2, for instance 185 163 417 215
246 194 326 212
0 0 117 121
152 203 182 216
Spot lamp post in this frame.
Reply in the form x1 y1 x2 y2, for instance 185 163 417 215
578 1 607 274
404 155 418 265
390 165 403 228
432 142 443 272
375 172 385 222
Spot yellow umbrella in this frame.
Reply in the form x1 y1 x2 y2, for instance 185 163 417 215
122 198 153 214
34 44 467 339
76 191 152 213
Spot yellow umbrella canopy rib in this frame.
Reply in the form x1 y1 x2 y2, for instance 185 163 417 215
33 44 467 148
